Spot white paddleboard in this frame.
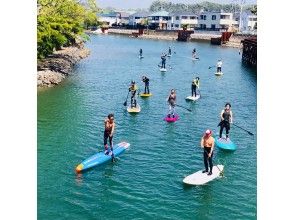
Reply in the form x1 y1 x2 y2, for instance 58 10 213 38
183 165 224 185
167 54 171 57
127 104 141 113
139 56 144 59
186 94 200 101
160 68 167 72
215 72 224 76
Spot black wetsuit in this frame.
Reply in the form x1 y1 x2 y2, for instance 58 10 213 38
219 110 231 138
168 48 171 55
161 55 166 68
191 80 197 97
142 77 150 94
104 125 114 157
139 49 142 56
129 86 137 107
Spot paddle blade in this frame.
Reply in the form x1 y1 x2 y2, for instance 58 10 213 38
123 101 127 106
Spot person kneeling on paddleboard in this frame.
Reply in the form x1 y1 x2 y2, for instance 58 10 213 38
129 81 138 108
191 77 200 97
201 129 215 175
216 59 222 73
142 76 150 94
166 89 176 118
218 103 233 139
104 113 115 161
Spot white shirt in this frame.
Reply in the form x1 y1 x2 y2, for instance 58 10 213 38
217 61 222 67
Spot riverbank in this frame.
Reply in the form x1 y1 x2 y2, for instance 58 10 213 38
37 43 90 88
90 28 245 48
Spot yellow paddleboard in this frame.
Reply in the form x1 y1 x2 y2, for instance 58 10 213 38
139 93 152 97
127 104 141 113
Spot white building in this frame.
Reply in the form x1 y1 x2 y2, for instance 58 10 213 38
98 12 130 26
234 11 257 33
147 11 170 30
197 11 238 30
129 11 149 27
167 12 198 30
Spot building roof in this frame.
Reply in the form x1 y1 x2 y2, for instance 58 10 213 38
98 11 130 18
130 11 150 17
148 10 170 17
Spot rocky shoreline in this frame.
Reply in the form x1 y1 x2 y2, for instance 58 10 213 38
37 43 90 88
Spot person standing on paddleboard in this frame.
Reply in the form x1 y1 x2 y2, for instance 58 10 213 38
166 89 176 118
201 129 215 175
216 59 222 73
168 46 172 56
218 103 233 139
192 48 196 59
142 76 150 94
191 77 200 97
129 80 138 108
161 53 167 69
104 113 115 161
139 48 143 57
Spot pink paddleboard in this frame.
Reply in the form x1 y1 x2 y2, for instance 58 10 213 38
164 114 179 122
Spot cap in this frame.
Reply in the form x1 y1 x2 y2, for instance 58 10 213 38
205 129 212 136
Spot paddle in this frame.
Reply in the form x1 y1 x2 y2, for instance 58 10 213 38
232 123 254 136
123 91 130 106
175 104 192 112
208 65 215 69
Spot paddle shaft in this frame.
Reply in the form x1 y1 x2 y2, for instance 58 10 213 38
123 91 130 106
175 104 192 112
232 123 254 135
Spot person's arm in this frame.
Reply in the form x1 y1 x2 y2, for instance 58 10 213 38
110 122 115 137
200 137 204 148
220 110 224 121
209 138 215 157
230 111 233 123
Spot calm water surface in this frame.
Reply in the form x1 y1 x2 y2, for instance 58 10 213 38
38 35 257 219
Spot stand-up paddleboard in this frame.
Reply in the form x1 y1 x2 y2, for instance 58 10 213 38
215 72 224 76
183 165 224 185
139 55 144 59
186 94 201 101
167 54 171 57
192 57 199 61
127 104 141 113
215 136 236 150
164 114 179 122
139 93 152 97
75 142 130 173
160 68 167 72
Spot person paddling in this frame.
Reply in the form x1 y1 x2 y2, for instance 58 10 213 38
142 75 150 94
216 59 223 73
129 80 138 108
200 129 215 175
168 46 172 56
166 89 176 118
139 48 143 57
161 53 167 69
218 103 233 139
191 77 200 97
104 113 115 162
192 48 196 59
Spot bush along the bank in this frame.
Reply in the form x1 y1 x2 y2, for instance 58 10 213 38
37 0 100 59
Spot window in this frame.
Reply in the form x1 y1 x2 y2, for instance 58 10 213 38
182 16 188 19
176 16 180 20
220 15 230 19
211 24 216 29
175 24 179 28
200 15 206 20
200 24 206 29
190 16 196 20
212 15 216 20
171 24 174 27
135 17 140 19
203 15 206 20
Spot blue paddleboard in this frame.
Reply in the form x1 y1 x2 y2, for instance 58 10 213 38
215 136 236 151
76 142 130 172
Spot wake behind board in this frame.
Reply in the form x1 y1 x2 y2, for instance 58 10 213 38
75 142 130 173
215 136 236 151
186 94 200 101
183 165 224 185
139 93 152 97
215 72 224 76
164 114 179 122
160 68 167 72
139 55 144 59
127 104 141 113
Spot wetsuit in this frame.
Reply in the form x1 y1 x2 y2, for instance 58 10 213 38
219 110 231 138
167 94 176 117
139 49 142 56
191 79 197 97
104 122 114 157
161 55 166 68
129 85 138 107
192 49 196 58
168 48 171 55
142 77 150 94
